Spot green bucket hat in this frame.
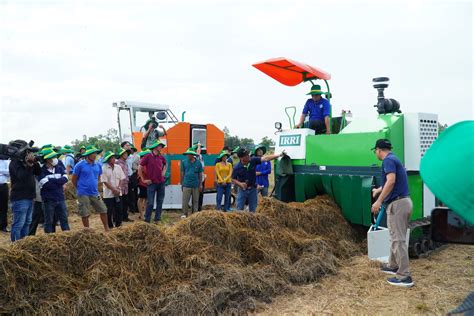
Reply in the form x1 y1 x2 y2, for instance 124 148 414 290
138 149 151 157
252 144 267 156
306 84 327 95
183 148 198 156
42 148 60 160
81 145 103 157
148 141 166 150
118 148 131 157
60 145 74 154
102 151 117 163
420 120 474 225
218 150 229 160
231 146 240 154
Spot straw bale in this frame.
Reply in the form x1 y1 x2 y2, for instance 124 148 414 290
0 195 361 315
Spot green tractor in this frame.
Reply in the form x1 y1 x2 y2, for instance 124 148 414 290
253 57 439 260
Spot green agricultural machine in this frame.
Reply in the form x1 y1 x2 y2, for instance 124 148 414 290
253 57 440 260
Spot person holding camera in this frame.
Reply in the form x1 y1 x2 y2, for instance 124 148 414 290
9 150 41 241
38 149 70 233
141 118 167 150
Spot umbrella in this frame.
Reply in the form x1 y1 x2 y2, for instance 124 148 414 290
252 57 331 87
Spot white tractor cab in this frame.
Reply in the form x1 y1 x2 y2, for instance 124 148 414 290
112 100 180 149
112 100 225 209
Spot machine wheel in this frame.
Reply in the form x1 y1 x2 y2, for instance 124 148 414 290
421 238 431 254
428 239 435 251
409 241 423 258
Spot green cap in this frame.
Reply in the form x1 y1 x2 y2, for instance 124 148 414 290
306 84 327 95
81 145 103 157
102 151 116 163
118 148 131 157
148 141 166 150
138 149 151 157
60 145 74 154
218 150 229 160
42 148 60 160
252 144 267 156
420 121 474 225
41 144 53 150
183 148 198 156
231 146 240 154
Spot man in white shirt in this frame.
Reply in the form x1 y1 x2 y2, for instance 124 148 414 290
101 151 126 228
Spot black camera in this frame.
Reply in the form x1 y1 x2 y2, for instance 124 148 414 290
0 140 39 161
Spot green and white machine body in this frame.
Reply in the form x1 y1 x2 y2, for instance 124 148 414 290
274 112 439 261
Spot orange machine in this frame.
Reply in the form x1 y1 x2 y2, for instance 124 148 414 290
114 100 225 208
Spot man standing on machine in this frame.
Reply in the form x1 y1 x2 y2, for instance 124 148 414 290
371 139 413 288
295 84 331 134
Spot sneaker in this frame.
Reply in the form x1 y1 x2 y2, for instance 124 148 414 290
380 265 398 275
387 276 414 288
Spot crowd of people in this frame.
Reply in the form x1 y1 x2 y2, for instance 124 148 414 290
0 138 283 242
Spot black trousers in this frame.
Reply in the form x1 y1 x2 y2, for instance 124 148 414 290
308 119 327 135
0 183 8 230
29 201 44 235
104 197 122 228
198 180 205 211
121 194 130 220
128 173 138 213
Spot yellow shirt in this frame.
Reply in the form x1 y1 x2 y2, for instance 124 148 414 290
215 162 232 184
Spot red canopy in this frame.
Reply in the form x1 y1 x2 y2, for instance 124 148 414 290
252 57 331 86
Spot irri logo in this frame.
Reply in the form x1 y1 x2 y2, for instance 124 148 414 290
279 134 301 146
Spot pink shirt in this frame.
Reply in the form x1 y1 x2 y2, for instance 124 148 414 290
140 153 166 184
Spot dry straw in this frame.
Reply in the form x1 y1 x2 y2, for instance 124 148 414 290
0 195 360 314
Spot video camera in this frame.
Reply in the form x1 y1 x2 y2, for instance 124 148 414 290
0 140 39 161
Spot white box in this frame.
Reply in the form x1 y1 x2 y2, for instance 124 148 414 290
367 225 410 262
274 128 315 160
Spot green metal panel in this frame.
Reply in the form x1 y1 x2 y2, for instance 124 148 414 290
331 176 343 207
295 174 306 202
408 174 423 221
321 175 333 197
305 114 405 166
304 175 318 199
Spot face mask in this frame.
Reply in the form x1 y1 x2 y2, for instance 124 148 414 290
51 158 59 166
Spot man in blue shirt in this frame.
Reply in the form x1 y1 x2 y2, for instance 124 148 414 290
253 145 272 197
60 145 75 175
371 139 413 288
295 84 331 134
72 145 109 231
232 148 283 212
180 148 203 217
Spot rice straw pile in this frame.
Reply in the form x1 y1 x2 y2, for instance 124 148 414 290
0 195 360 314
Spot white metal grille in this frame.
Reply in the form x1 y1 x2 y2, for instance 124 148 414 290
419 119 438 157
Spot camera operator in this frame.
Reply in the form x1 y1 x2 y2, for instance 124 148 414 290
9 151 41 242
0 158 10 232
141 116 167 149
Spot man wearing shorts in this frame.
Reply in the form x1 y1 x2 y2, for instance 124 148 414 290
72 145 109 231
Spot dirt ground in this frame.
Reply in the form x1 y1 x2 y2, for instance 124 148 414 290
257 244 474 315
1 205 472 315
